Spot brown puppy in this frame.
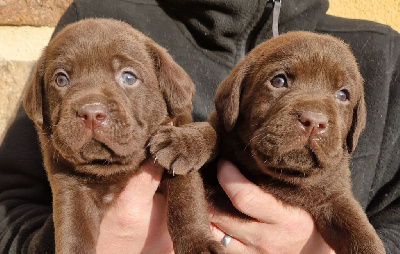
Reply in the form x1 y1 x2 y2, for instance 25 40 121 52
23 18 223 254
203 31 385 254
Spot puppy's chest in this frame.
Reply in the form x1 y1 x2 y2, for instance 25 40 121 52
55 170 135 208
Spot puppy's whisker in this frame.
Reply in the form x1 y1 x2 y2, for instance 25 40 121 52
249 131 267 142
245 132 268 150
44 134 59 147
43 138 52 147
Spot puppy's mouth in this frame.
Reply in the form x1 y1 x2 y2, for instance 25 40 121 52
78 140 129 165
70 140 147 177
89 159 121 166
268 167 309 178
252 147 317 179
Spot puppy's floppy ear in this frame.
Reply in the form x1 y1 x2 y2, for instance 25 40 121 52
23 54 45 128
346 90 366 153
146 40 195 117
214 60 249 132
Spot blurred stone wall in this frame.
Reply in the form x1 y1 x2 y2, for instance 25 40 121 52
0 0 72 142
327 0 400 32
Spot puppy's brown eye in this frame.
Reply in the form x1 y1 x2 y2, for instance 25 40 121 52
56 73 69 87
120 71 137 86
270 75 287 88
336 89 349 102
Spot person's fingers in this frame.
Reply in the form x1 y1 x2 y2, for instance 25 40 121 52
210 222 225 241
213 161 327 253
123 158 163 197
111 158 164 217
209 208 320 254
210 222 249 254
98 159 171 253
142 191 174 254
217 159 291 224
209 208 260 246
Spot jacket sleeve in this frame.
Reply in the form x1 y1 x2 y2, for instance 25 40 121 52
0 107 54 253
0 3 79 253
366 29 400 254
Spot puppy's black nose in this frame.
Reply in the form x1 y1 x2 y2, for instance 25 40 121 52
77 104 108 130
298 111 328 135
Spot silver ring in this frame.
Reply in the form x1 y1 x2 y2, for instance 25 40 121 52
220 234 232 248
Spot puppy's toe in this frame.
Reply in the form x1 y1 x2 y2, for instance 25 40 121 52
149 127 173 152
169 157 193 175
151 145 176 169
149 126 185 172
195 239 225 254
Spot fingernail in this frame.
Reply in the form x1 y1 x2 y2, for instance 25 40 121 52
217 159 237 174
217 158 230 170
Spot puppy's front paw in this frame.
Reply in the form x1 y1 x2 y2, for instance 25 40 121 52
149 125 206 175
175 239 225 254
192 239 225 254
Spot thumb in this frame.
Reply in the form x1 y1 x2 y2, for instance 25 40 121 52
217 159 290 224
117 158 164 208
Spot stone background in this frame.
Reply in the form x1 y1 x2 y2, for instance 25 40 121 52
0 0 73 142
0 0 399 142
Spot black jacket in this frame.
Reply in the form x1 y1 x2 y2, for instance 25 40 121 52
1 0 399 253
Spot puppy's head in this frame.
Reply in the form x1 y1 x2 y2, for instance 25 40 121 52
23 19 194 176
215 31 365 179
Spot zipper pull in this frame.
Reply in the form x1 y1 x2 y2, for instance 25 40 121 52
269 0 282 37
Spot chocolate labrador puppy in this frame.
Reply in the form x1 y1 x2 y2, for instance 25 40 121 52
23 19 223 254
203 32 385 254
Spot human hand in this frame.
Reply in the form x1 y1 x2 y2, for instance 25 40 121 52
96 158 174 254
209 160 336 254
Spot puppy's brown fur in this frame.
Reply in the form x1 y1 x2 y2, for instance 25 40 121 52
203 32 385 254
23 19 223 254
